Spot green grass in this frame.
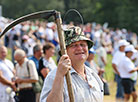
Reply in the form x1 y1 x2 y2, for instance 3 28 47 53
7 48 12 61
104 54 114 81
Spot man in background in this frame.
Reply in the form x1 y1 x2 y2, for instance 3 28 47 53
29 44 43 102
112 40 129 101
0 45 16 102
14 49 38 102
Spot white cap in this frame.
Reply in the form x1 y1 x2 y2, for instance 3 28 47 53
125 45 137 53
118 40 129 47
47 22 54 28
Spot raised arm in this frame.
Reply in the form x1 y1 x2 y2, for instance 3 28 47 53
46 54 71 102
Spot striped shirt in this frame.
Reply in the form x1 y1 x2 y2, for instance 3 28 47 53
40 65 103 102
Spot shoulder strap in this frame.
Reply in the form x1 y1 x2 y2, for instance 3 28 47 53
1 60 14 74
27 60 31 78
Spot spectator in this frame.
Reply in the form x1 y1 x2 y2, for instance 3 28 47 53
45 22 54 42
21 35 34 57
0 45 16 102
132 46 138 67
14 49 38 102
118 45 138 102
29 44 43 71
85 47 104 76
11 34 21 64
29 44 43 102
96 42 107 72
21 35 29 55
38 42 57 81
112 40 129 101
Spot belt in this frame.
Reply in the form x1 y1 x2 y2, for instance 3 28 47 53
20 87 33 91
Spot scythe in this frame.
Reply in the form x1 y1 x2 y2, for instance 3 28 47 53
0 10 75 102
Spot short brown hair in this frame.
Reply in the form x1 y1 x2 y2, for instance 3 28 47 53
43 42 55 54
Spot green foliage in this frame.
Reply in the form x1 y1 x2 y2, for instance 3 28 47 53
0 0 64 19
116 0 138 32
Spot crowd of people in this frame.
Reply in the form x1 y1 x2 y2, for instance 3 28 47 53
0 16 138 102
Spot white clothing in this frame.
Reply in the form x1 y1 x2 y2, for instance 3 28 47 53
0 59 15 102
15 58 38 89
0 59 14 91
112 50 125 72
97 46 107 68
45 28 54 41
43 57 57 71
131 52 138 66
112 50 125 74
118 56 137 81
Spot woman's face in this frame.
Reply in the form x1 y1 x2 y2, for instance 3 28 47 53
45 48 55 57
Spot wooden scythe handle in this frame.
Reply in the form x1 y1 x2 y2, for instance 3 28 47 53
55 11 75 102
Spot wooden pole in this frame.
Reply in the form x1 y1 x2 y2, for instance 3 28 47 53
55 11 75 102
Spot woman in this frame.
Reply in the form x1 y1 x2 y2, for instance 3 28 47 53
38 42 57 81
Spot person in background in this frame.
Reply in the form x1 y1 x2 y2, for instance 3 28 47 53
40 26 103 102
85 47 104 76
29 44 43 102
96 42 107 74
96 42 107 77
0 45 16 102
38 42 57 81
118 45 138 102
131 46 138 67
14 49 38 102
29 44 43 72
11 34 21 64
112 40 129 101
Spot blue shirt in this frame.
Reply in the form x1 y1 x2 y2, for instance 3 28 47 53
29 56 39 71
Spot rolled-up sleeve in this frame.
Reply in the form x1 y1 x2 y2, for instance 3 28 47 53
40 69 56 102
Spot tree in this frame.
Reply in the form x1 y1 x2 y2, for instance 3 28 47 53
0 0 64 19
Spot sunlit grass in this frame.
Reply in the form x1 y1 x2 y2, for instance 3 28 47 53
104 54 114 81
7 48 12 61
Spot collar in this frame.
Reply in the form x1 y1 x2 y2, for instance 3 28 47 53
70 67 77 74
69 65 94 75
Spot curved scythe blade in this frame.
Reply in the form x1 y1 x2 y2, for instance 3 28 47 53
0 10 56 38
